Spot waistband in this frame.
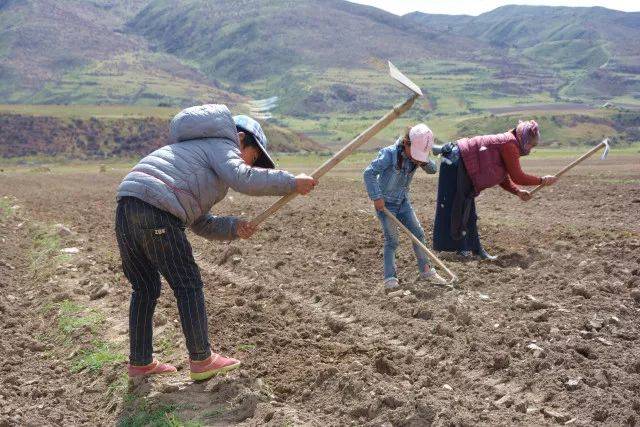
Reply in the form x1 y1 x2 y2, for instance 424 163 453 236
118 196 183 226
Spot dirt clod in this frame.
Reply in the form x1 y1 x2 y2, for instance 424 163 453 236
412 305 433 320
52 291 71 302
526 294 550 310
574 344 597 360
534 310 550 323
374 354 397 376
218 246 242 265
326 316 347 334
586 317 604 331
160 383 180 394
597 337 613 346
492 352 510 370
592 408 609 422
565 378 581 391
542 407 572 423
494 394 513 407
54 224 72 237
527 343 545 358
27 341 46 353
571 283 592 299
89 284 109 300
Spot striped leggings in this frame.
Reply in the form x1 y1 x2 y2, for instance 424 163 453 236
115 197 211 365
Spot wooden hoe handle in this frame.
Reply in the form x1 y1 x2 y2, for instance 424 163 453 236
382 207 458 284
530 140 609 196
250 94 419 227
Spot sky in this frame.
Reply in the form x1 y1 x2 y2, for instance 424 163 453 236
347 0 640 16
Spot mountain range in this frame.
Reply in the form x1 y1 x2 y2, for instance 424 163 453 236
2 0 638 104
0 0 638 154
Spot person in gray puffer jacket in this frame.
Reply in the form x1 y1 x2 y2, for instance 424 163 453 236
115 104 317 381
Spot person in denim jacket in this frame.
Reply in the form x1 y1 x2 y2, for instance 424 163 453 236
364 124 447 289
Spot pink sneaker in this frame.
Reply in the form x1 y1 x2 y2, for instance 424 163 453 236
128 359 177 378
189 353 241 381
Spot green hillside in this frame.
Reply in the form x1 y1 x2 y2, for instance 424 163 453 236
126 0 485 83
0 0 242 106
454 110 640 147
408 6 640 57
405 6 640 103
0 0 639 155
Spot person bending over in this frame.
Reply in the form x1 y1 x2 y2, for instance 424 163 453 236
364 124 447 290
432 120 557 260
116 104 317 380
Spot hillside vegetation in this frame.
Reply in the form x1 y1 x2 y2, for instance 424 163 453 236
454 111 640 147
0 0 639 155
0 0 240 106
0 113 325 158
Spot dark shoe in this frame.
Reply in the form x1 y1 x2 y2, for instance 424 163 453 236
457 250 473 258
474 247 497 261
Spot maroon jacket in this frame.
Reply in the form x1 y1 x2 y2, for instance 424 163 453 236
457 131 518 195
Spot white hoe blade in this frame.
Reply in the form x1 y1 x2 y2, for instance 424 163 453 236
600 138 610 160
388 61 423 97
245 96 279 120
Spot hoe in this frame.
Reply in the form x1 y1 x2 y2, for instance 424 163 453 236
381 207 458 285
249 61 457 284
530 138 610 196
250 61 422 226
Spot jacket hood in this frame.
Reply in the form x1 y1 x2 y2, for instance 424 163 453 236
169 104 239 145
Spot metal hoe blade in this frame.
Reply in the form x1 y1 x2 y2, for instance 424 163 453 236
248 96 279 112
244 96 279 121
600 138 610 160
388 61 423 97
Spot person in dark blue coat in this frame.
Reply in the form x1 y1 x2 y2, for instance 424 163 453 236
431 143 486 257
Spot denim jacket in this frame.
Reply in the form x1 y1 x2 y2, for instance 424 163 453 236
363 141 437 205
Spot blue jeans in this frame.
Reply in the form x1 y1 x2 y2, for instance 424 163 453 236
376 199 431 280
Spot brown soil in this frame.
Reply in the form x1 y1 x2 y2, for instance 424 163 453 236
0 154 639 426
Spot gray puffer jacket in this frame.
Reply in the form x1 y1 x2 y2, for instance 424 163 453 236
117 104 296 240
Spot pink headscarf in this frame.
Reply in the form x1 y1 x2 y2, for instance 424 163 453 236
515 120 540 156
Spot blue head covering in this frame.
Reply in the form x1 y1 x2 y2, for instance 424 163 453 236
233 115 275 169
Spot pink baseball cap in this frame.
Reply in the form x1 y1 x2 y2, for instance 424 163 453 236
409 123 434 163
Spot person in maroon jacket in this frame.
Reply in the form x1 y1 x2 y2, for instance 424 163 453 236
432 120 557 260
